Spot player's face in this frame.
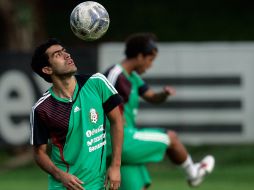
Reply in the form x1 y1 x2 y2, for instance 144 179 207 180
45 44 77 77
136 51 157 74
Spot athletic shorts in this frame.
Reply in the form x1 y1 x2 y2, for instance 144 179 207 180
119 165 151 190
107 127 170 190
121 127 170 164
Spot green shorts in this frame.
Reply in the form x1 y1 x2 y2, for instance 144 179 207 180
107 127 170 190
121 127 169 164
119 165 151 190
107 127 169 163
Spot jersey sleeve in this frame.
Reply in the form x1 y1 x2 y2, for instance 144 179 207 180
30 108 50 145
91 73 123 114
133 71 149 96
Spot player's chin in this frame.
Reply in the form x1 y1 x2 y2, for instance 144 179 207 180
69 65 77 72
65 68 77 77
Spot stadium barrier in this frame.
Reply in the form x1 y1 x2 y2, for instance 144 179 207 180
99 42 254 144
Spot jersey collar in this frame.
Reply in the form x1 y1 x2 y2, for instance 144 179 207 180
49 82 79 103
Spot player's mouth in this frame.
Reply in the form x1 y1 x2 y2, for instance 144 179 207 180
67 59 74 66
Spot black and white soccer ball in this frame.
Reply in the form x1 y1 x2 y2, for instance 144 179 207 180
70 1 110 41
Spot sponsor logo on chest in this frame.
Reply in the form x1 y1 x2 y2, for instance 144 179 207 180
85 124 106 153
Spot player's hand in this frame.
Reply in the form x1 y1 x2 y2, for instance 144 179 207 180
163 86 176 96
105 165 121 190
59 171 84 190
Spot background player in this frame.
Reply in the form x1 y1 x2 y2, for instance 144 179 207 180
104 33 215 190
30 38 123 190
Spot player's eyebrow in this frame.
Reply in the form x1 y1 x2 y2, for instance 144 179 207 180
50 47 65 57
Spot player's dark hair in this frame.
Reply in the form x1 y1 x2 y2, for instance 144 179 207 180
31 38 62 83
124 33 158 59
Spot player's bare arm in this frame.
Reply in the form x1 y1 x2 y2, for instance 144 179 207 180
33 145 84 190
105 106 123 189
142 86 176 104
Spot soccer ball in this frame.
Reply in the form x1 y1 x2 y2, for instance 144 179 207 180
70 1 110 41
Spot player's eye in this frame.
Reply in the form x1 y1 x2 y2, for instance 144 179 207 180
55 51 63 57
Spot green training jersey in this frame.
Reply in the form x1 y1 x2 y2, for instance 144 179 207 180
30 73 122 190
104 64 149 128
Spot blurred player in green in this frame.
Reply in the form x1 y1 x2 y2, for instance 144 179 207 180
104 33 215 190
30 38 123 190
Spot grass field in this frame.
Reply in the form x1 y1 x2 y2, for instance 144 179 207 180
0 145 253 190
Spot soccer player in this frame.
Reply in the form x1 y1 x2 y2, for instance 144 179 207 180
30 38 123 190
104 33 215 190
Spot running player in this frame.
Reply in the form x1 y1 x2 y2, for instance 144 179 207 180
104 33 215 190
30 38 123 190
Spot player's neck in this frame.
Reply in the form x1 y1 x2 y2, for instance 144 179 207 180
52 76 77 99
121 59 136 74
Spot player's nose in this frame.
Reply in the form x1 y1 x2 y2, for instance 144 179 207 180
64 51 71 58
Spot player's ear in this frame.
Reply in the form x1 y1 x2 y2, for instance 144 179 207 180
42 66 53 75
137 53 144 61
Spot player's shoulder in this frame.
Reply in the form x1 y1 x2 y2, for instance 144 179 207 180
76 73 107 87
89 73 118 92
32 91 51 111
76 73 106 81
75 74 92 87
89 72 109 82
104 64 125 85
75 73 113 92
104 64 123 76
76 73 109 85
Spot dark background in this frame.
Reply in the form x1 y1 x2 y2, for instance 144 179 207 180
1 0 254 51
43 0 254 43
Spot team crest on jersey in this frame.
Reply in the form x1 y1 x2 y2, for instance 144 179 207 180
90 108 98 123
